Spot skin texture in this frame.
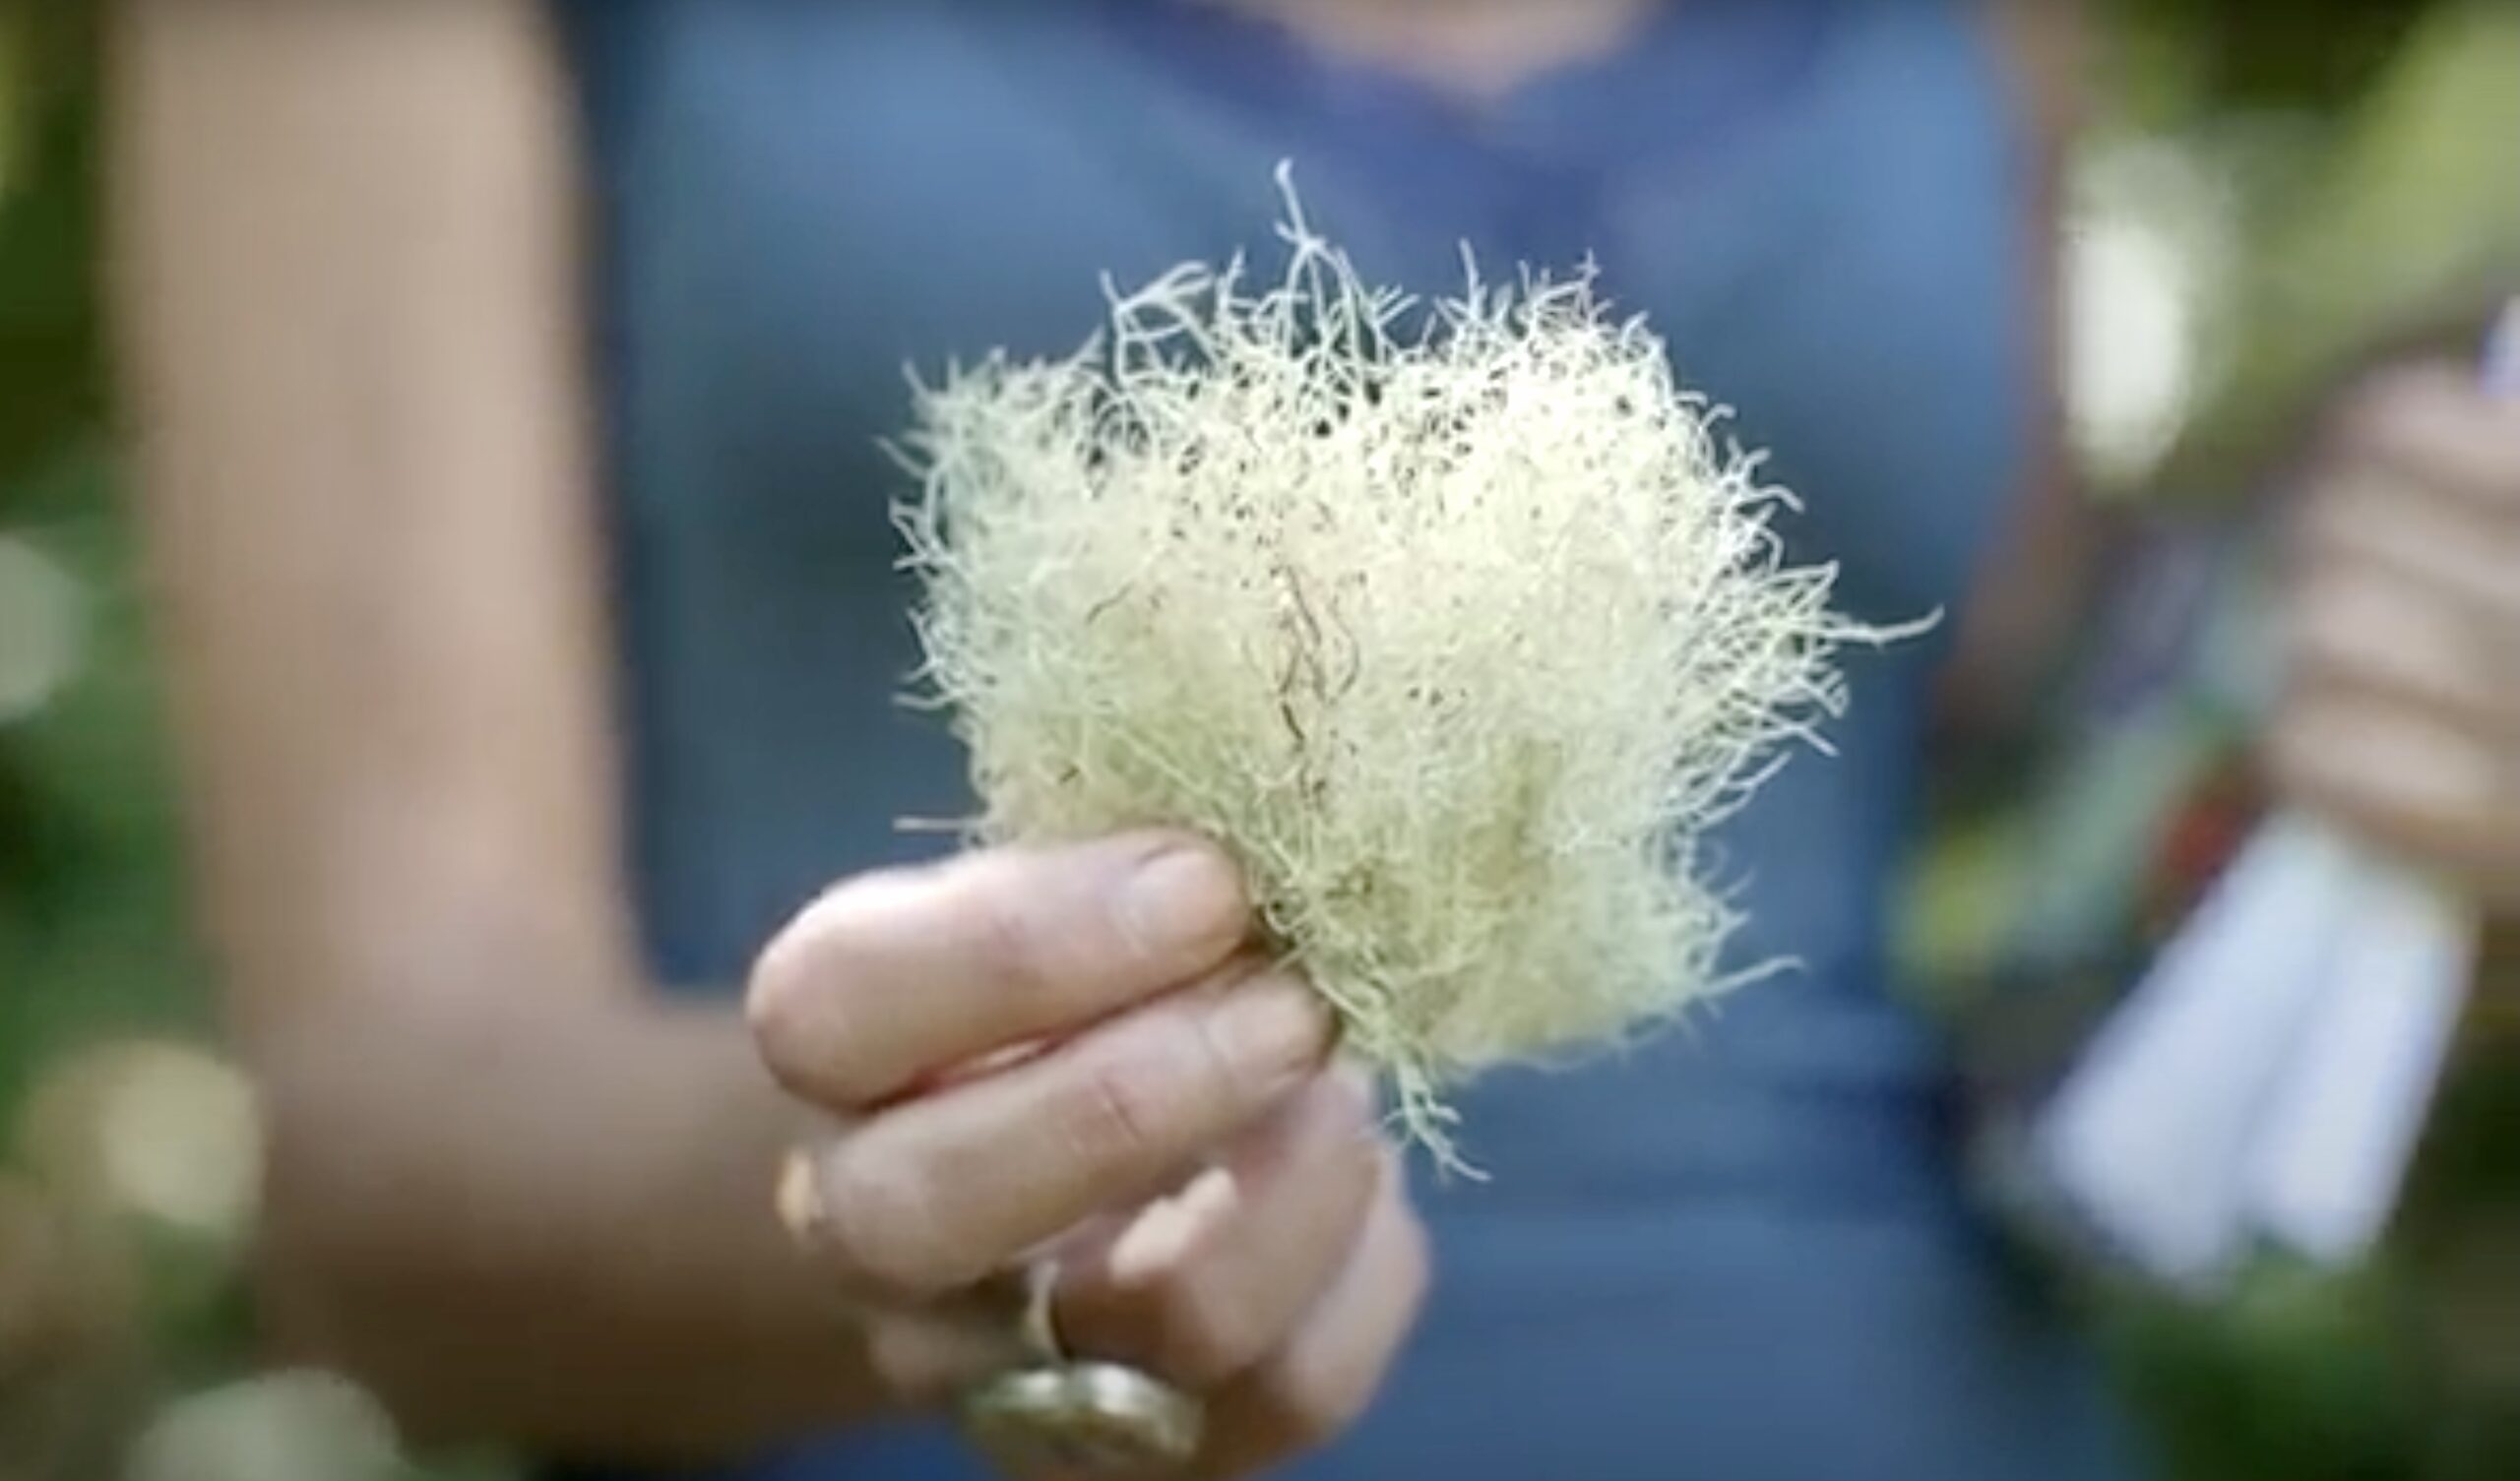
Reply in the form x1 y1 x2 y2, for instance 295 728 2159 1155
748 837 1427 1477
103 0 2516 1473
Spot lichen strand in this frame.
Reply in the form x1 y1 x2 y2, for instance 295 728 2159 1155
894 167 1913 1169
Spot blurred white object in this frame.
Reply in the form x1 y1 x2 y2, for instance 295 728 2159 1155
2030 817 2363 1286
2062 138 2237 487
123 1372 403 1481
2029 300 2515 1289
0 531 85 724
2240 299 2519 1265
13 1040 264 1253
2242 838 2475 1264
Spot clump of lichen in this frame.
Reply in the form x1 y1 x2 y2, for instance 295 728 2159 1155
894 168 1908 1167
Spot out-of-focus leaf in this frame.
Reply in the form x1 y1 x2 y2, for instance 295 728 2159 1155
2159 0 2520 493
2110 0 2424 116
0 2 101 498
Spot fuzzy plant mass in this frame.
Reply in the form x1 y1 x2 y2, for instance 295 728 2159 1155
894 167 1914 1168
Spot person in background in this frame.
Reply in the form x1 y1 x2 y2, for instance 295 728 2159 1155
105 1 2520 1478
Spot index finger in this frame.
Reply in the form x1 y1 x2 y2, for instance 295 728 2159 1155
2331 362 2520 518
748 833 1252 1109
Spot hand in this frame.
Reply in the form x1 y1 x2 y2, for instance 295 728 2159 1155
2272 359 2520 910
745 833 1428 1478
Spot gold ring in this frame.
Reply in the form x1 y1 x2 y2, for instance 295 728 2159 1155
956 1263 1205 1475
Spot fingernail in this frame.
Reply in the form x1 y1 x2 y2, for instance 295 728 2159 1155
1118 844 1245 956
1107 1166 1242 1284
1212 979 1333 1086
775 1147 825 1245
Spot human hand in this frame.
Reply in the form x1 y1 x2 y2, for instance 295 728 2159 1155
746 833 1428 1478
2271 356 2520 912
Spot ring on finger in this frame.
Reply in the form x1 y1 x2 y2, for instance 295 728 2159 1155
957 1260 1206 1476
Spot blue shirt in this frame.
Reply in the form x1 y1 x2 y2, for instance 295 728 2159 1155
555 3 2149 1476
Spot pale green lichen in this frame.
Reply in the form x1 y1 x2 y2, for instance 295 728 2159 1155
893 167 1913 1168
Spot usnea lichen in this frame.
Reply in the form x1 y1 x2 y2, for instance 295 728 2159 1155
894 168 1911 1167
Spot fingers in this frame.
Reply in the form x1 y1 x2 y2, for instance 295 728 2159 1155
748 834 1420 1463
1191 1154 1431 1481
2269 357 2520 904
2327 362 2520 516
1054 1067 1385 1389
2293 473 2520 630
786 976 1336 1298
749 833 1251 1108
2283 556 2520 739
2266 691 2520 890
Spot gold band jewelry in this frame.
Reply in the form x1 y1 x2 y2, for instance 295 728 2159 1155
956 1261 1206 1476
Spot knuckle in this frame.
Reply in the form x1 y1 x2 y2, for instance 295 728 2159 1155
961 875 1063 1001
811 1144 964 1300
1185 1016 1251 1112
1049 1038 1184 1174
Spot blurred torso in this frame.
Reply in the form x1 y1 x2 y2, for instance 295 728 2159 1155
556 3 2144 1476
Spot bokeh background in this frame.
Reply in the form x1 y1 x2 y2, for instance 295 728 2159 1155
3 2 2518 1477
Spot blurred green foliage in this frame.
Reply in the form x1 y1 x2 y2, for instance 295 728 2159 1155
1 3 2515 1478
0 3 184 1083
2141 0 2520 498
0 0 205 1135
0 6 104 483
